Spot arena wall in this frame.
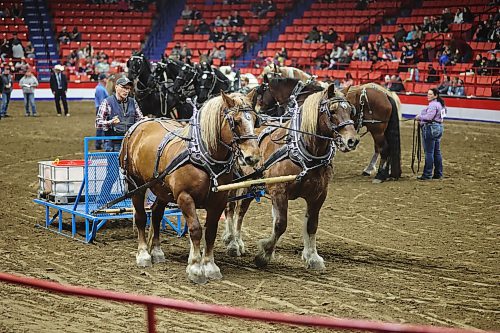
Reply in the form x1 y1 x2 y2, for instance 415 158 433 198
10 84 500 123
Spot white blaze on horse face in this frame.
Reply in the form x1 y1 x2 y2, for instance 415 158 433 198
237 111 260 167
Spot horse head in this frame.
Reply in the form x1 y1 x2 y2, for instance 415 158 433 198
197 62 216 104
172 63 198 93
127 52 149 81
304 84 359 152
213 91 260 167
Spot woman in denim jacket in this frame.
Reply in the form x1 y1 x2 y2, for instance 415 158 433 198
415 88 446 180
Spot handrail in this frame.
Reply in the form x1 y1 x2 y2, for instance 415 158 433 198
0 272 492 333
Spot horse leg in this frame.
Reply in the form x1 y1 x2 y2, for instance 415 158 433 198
150 198 167 264
255 193 288 268
223 188 251 257
373 133 390 183
232 196 252 256
222 191 237 247
202 205 226 280
362 151 379 176
302 194 327 270
133 193 151 267
177 191 206 284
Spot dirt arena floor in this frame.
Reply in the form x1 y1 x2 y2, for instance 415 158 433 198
0 100 498 333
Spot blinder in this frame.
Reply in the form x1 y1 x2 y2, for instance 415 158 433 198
320 97 355 133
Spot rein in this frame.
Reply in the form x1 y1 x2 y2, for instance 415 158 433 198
411 119 422 174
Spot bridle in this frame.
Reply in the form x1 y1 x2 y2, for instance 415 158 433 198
318 97 355 148
174 65 197 94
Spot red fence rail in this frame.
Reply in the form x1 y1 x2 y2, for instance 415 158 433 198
1 272 495 333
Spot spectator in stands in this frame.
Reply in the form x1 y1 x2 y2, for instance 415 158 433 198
214 15 224 27
15 58 29 74
213 45 227 61
191 7 202 20
381 48 395 61
487 20 500 42
486 52 499 75
254 50 266 68
421 17 432 33
11 42 24 59
179 43 192 61
441 8 453 26
462 7 474 23
1 67 13 118
58 27 71 44
388 75 405 92
383 75 391 88
227 26 241 42
451 39 473 63
221 26 230 41
453 8 464 24
197 19 211 35
25 42 35 59
340 72 354 89
405 25 417 42
472 54 485 74
425 64 439 83
437 75 451 94
95 57 110 76
0 38 11 61
9 32 22 48
438 49 450 66
229 10 244 27
393 24 406 44
19 69 39 117
251 0 266 17
276 47 288 63
182 19 196 34
209 27 222 42
238 27 250 45
0 9 6 18
355 0 368 10
70 27 82 42
305 26 320 43
181 5 193 19
50 64 70 117
400 45 414 65
324 28 338 43
82 43 94 58
447 77 465 96
11 3 22 18
94 73 108 150
221 15 230 27
330 44 344 62
415 88 446 181
473 21 490 42
450 49 462 65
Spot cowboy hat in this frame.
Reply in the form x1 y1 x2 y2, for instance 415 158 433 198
54 64 65 71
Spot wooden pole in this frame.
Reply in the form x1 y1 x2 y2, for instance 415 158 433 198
213 175 298 192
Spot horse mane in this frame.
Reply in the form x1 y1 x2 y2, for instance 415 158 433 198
301 88 344 145
200 93 249 152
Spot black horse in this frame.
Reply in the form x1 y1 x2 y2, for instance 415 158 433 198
196 62 231 104
127 52 173 118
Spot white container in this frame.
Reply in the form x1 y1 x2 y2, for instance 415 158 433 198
38 160 85 198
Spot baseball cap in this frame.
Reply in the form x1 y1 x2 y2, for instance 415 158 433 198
116 76 133 86
98 73 107 80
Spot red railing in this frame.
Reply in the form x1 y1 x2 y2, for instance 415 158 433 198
0 272 494 333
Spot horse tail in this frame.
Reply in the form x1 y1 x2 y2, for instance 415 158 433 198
387 90 402 120
385 95 402 179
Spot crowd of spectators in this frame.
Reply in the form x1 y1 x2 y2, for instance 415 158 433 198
0 3 23 19
89 0 152 11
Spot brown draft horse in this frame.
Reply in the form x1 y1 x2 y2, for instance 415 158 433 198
255 77 402 182
119 91 260 284
224 85 360 269
342 83 402 182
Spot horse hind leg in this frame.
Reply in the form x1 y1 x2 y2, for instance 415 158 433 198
178 191 206 284
133 192 152 268
149 198 167 264
302 195 326 270
223 189 251 257
255 194 288 268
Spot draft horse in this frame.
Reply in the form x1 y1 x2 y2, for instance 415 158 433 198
224 85 360 269
260 63 328 88
127 52 176 118
342 83 402 182
119 91 260 284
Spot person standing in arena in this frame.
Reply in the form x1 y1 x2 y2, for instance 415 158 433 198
1 66 13 118
19 68 39 117
50 64 70 116
416 88 446 180
94 73 108 150
95 76 144 204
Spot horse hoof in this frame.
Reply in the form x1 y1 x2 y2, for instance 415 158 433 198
222 233 233 246
187 264 207 284
226 241 242 257
204 262 223 280
151 247 166 264
254 254 269 268
361 171 371 176
136 250 152 268
306 257 326 270
372 178 383 184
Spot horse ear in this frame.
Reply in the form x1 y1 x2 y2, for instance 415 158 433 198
221 90 235 108
326 83 336 99
246 88 256 101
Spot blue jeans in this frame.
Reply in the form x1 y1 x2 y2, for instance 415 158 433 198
99 140 123 204
1 92 10 116
421 123 443 179
23 93 37 115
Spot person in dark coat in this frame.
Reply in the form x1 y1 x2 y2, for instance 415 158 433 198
50 64 70 116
